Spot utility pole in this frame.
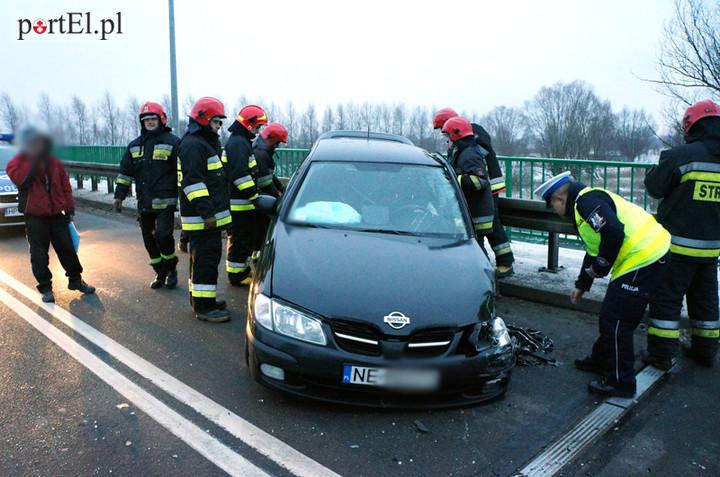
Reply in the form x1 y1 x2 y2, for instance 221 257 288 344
168 0 179 133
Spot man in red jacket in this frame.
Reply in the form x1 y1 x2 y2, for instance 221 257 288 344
7 129 95 303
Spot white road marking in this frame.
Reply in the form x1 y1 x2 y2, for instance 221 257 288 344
0 269 340 477
0 287 269 477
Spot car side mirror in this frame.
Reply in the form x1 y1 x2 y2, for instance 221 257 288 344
255 194 278 215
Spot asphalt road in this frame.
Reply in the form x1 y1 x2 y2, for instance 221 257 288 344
0 208 717 477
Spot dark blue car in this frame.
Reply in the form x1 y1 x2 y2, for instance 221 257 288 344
245 132 514 408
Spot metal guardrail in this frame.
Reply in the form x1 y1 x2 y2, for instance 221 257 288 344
63 161 577 271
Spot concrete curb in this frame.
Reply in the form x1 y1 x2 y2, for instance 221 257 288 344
498 281 602 315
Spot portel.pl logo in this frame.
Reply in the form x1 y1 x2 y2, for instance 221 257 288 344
17 12 123 40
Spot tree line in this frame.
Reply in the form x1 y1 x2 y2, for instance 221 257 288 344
0 80 662 162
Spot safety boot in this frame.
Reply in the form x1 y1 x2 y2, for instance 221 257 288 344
150 265 167 289
588 379 636 398
496 265 514 279
215 299 227 310
196 308 230 323
41 290 55 303
165 267 178 289
641 350 676 371
681 343 715 368
68 280 96 294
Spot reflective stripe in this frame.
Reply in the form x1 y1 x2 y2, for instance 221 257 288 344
161 252 177 260
472 215 494 224
681 171 720 183
650 319 680 330
692 329 720 338
234 175 255 191
221 152 228 164
690 320 720 330
671 235 720 249
151 197 177 209
670 244 720 258
230 199 255 212
678 162 720 174
457 175 463 186
492 242 512 255
474 222 493 231
226 260 248 273
257 175 273 187
183 182 209 201
491 181 506 192
130 146 143 158
154 144 173 151
116 174 134 186
648 326 680 339
189 283 217 298
207 155 222 170
181 210 232 231
248 159 257 168
149 257 162 265
469 175 483 190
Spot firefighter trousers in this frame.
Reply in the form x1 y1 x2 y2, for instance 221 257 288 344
188 229 222 312
139 209 177 271
590 253 669 388
480 195 514 267
648 254 719 360
226 211 262 284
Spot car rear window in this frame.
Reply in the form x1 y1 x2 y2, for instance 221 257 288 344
287 161 469 239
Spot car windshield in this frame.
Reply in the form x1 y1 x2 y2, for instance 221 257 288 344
0 147 16 170
287 161 469 238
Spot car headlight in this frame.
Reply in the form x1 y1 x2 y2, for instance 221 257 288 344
253 294 327 346
489 317 511 348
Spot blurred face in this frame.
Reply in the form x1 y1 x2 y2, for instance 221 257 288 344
25 136 52 159
210 118 223 133
143 117 159 131
550 191 567 217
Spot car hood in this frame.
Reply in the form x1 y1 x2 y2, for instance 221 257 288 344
0 172 17 195
270 224 495 336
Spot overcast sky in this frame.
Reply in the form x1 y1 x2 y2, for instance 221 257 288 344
2 0 677 126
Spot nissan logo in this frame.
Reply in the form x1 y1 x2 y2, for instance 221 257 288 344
383 311 411 330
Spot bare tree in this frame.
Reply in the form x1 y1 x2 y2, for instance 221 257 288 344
283 101 297 147
100 91 121 144
335 103 347 130
482 106 528 156
70 96 89 144
299 104 319 147
321 105 334 132
0 93 24 134
392 103 406 135
650 0 720 104
615 108 657 160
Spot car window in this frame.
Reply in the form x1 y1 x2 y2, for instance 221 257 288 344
287 161 469 238
0 147 17 170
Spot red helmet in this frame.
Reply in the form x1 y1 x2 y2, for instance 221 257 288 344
683 99 720 134
139 101 167 125
441 117 474 142
189 97 226 126
433 107 459 130
236 104 268 132
261 122 288 146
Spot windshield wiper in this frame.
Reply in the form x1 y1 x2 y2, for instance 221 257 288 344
354 228 419 236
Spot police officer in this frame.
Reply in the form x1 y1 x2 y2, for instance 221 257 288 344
643 100 720 369
434 108 514 277
223 104 268 286
178 97 232 322
114 102 180 289
253 123 288 198
441 117 495 244
536 172 671 397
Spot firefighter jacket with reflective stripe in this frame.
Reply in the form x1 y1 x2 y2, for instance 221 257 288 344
573 185 670 283
448 123 505 196
178 121 231 233
252 135 284 198
644 118 720 261
450 137 495 236
222 124 259 213
115 127 180 212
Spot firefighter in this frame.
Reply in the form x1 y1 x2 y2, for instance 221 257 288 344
643 100 720 369
253 123 288 198
178 97 232 322
441 117 495 245
434 108 514 277
223 104 268 286
536 172 671 397
114 102 180 289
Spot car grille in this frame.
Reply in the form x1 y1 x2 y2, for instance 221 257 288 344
0 194 18 203
331 320 381 356
406 328 455 357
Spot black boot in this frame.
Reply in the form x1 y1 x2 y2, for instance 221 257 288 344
681 343 715 368
68 280 95 294
641 350 676 371
588 378 636 398
215 299 227 310
150 264 167 289
196 308 230 323
574 356 606 375
41 290 55 303
164 259 178 289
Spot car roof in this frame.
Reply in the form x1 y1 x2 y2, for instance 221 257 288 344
310 132 440 166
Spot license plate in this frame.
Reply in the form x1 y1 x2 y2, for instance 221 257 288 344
342 365 439 391
4 207 22 217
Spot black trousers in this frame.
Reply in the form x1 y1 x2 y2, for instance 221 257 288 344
481 195 514 267
226 211 262 283
188 229 222 312
139 209 177 270
25 214 83 293
648 254 719 360
590 254 669 388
